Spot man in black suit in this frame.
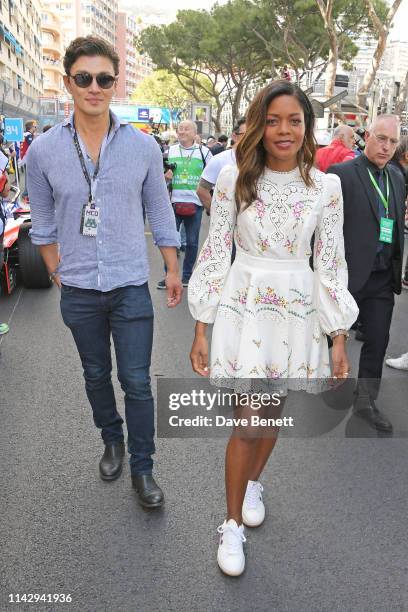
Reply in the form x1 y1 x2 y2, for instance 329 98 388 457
328 115 405 433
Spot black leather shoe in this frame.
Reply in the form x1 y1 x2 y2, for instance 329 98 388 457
131 475 164 508
353 399 393 433
99 441 125 481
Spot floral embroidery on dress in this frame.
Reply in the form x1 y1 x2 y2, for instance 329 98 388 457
198 244 212 263
285 238 296 255
252 339 262 348
254 198 267 227
256 235 270 253
292 201 305 220
224 231 232 249
215 189 230 203
316 239 323 257
227 359 242 373
328 194 340 209
232 287 249 305
291 288 312 308
262 364 287 379
255 287 288 308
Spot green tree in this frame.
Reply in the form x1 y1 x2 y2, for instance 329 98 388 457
137 3 270 132
357 0 404 109
132 69 211 124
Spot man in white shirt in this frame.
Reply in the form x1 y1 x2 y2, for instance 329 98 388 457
197 118 246 211
157 120 212 288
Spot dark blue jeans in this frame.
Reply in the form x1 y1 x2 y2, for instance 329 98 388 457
60 283 155 475
174 204 203 281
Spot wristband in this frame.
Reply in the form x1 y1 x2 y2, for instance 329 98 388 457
329 329 349 341
49 269 59 281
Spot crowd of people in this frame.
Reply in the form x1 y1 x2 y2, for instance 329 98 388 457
0 34 407 577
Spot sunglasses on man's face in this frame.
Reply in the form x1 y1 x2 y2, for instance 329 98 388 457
69 72 117 89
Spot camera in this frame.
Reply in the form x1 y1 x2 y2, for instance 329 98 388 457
354 127 366 152
163 159 177 173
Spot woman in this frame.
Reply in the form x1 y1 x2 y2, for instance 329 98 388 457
188 80 358 576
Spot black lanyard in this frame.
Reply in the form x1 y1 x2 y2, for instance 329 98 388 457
72 115 112 204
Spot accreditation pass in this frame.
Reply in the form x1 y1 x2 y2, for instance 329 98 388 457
80 203 100 237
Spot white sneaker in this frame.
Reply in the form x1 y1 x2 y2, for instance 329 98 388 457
385 352 408 371
242 480 265 527
217 519 246 576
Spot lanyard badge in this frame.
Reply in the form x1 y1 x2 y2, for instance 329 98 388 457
72 122 106 237
367 168 394 244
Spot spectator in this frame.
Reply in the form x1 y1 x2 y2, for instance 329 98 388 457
327 115 406 433
157 120 212 288
210 134 229 156
316 124 355 172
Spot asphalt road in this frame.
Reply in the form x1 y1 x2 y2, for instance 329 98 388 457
1 220 407 612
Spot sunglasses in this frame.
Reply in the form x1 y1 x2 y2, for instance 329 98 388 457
69 72 117 89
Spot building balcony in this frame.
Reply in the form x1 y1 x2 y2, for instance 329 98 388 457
42 41 63 56
44 84 64 96
41 12 62 37
43 66 64 80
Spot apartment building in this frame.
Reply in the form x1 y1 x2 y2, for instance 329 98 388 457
116 11 153 99
41 5 64 98
0 0 43 120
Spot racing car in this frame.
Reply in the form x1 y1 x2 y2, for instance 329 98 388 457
1 186 52 295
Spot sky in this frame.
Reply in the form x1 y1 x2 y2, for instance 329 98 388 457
120 0 408 43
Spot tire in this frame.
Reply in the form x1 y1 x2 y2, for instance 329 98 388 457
18 223 52 289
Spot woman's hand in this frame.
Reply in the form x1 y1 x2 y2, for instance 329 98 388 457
190 333 209 377
331 335 350 380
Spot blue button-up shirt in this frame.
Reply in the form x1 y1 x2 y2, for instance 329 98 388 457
26 111 180 291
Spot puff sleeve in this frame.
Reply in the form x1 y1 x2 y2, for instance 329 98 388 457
188 165 237 323
313 173 359 334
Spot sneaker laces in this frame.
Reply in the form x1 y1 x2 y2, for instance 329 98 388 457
217 522 246 552
245 481 263 509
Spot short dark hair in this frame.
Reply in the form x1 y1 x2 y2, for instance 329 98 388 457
232 117 246 134
218 134 228 143
42 124 52 133
63 36 120 76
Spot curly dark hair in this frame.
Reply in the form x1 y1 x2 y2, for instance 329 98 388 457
63 36 120 76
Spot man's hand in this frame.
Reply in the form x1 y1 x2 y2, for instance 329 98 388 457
52 273 62 289
164 169 173 181
331 336 350 380
165 271 183 307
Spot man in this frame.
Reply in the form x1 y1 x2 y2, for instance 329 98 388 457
0 168 10 336
20 121 36 198
26 36 182 508
328 115 406 433
197 117 247 211
20 121 36 161
210 134 229 156
157 120 212 289
316 124 355 172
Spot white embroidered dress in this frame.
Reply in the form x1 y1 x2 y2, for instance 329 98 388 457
188 165 358 390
